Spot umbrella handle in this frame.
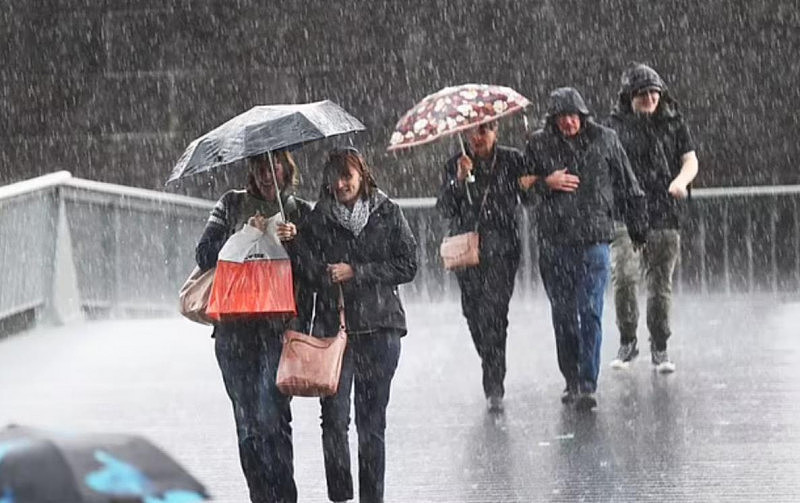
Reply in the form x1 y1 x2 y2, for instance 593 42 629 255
458 134 474 205
459 134 475 184
268 152 286 222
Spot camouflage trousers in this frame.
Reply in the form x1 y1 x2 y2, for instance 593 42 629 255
611 225 681 351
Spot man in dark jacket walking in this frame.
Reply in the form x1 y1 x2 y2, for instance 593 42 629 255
526 87 647 410
436 121 527 413
606 63 698 374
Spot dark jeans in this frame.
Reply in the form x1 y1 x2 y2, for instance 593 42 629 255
320 331 402 503
456 252 520 399
539 242 610 394
215 320 296 503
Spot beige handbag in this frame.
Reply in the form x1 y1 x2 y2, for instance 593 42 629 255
439 185 491 271
179 266 215 325
276 286 347 397
440 232 480 270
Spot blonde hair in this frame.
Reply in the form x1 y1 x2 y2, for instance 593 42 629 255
247 150 300 192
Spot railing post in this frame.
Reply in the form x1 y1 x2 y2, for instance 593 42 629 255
519 207 532 302
746 208 754 294
770 196 778 295
112 203 123 317
722 201 730 295
416 211 430 302
795 198 800 292
698 214 707 295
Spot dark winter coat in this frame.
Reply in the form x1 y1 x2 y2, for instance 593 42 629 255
525 87 647 246
195 189 314 333
606 64 695 230
294 190 418 337
436 145 527 260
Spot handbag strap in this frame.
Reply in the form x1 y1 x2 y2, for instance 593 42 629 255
471 153 496 233
337 285 346 331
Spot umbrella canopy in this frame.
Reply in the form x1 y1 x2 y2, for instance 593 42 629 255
167 100 366 184
0 425 208 503
386 83 530 152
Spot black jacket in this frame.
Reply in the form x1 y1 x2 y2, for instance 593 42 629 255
436 145 526 259
525 88 647 245
195 189 314 333
607 65 695 229
295 190 418 337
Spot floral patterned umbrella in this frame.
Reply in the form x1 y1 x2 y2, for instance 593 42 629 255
386 83 530 152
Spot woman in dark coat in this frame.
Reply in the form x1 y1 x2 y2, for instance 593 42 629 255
435 121 527 413
195 150 312 503
295 147 417 503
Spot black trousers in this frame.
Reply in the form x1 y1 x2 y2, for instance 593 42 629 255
320 330 402 503
456 252 520 399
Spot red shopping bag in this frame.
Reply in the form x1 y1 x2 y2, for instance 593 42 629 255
206 215 296 321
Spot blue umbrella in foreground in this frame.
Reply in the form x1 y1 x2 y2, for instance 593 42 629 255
166 100 366 185
0 425 209 503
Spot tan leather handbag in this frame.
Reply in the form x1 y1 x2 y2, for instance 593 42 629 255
439 185 491 271
276 286 347 397
179 266 215 325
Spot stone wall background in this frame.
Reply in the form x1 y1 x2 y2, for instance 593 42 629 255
2 0 798 199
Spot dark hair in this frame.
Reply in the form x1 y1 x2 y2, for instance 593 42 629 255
246 150 300 194
320 147 377 200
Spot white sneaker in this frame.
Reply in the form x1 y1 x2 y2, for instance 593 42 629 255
656 360 676 374
610 341 639 370
610 359 630 370
652 349 676 374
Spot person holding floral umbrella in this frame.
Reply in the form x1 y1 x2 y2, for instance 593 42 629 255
435 118 528 413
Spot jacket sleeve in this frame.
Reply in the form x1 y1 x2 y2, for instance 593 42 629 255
195 193 233 271
284 200 315 333
353 204 418 286
282 198 312 264
435 157 467 219
608 133 648 239
291 213 329 291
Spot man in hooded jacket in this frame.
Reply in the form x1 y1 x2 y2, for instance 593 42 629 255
525 87 647 410
605 63 699 374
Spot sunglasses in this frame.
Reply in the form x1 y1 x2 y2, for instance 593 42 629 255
469 123 498 135
634 88 661 98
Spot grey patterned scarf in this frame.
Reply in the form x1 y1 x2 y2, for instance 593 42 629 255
331 196 370 236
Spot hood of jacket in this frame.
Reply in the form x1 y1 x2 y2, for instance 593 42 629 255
612 63 680 119
546 87 590 119
543 87 592 134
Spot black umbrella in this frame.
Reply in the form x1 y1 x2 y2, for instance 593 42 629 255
167 99 366 184
0 425 209 503
166 99 365 219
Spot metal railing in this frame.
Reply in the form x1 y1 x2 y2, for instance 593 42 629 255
0 172 65 321
0 172 212 323
1 173 798 331
401 187 800 299
679 186 800 295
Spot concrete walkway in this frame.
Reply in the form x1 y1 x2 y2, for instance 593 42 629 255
2 295 799 502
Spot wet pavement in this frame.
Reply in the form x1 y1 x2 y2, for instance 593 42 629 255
2 295 799 502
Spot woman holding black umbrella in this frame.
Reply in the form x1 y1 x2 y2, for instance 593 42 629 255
195 150 312 503
294 147 417 503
